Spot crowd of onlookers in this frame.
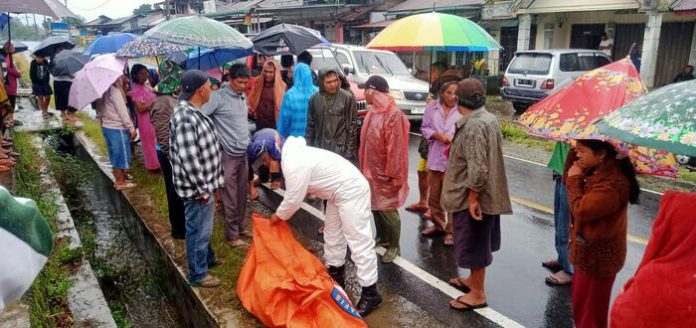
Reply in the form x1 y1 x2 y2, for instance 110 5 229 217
4 38 689 325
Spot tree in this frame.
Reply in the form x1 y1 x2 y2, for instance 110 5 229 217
63 16 85 27
42 18 53 32
1 18 42 41
133 4 153 16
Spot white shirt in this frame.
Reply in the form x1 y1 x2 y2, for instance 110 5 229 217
599 38 614 56
275 137 368 220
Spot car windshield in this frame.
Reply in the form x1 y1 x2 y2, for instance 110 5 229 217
354 51 411 76
308 48 341 71
508 53 552 75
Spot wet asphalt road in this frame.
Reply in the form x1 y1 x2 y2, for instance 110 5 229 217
257 126 659 327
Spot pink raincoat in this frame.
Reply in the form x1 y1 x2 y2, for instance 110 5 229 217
359 92 410 211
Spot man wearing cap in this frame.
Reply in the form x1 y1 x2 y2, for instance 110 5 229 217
247 128 283 197
201 63 253 249
358 75 410 264
442 78 512 312
306 67 357 161
169 70 224 288
267 135 383 317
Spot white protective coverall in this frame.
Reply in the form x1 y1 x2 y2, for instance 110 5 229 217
275 136 378 287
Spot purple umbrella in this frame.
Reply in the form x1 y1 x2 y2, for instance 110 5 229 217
69 54 127 110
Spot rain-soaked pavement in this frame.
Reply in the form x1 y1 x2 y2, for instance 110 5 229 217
257 125 658 328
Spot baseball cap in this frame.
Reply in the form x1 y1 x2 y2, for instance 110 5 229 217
247 129 284 171
179 70 209 101
358 75 389 93
457 78 486 109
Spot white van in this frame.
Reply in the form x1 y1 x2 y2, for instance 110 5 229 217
331 44 430 120
501 49 612 113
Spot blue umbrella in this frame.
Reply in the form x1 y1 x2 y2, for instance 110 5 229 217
83 33 137 56
185 47 253 71
0 40 28 53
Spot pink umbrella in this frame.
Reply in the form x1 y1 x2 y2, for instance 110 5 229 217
69 54 127 110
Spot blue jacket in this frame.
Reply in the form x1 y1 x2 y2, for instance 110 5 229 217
277 63 319 139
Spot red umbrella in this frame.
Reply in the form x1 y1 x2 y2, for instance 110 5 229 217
517 58 677 177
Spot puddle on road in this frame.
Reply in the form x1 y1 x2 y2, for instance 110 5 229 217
48 134 181 328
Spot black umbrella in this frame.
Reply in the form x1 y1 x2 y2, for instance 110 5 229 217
0 40 28 53
50 50 88 76
34 35 75 58
251 24 330 56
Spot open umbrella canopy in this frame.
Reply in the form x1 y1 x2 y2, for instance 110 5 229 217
142 15 252 49
517 58 676 177
34 35 75 57
597 79 696 158
184 47 253 71
252 23 330 56
366 12 501 52
83 33 137 56
0 40 28 53
0 0 76 19
50 50 88 76
69 54 127 110
117 37 191 58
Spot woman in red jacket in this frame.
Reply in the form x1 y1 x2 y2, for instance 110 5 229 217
565 139 640 328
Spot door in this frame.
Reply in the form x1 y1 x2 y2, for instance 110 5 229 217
614 24 645 61
655 22 695 87
570 24 606 50
499 25 538 73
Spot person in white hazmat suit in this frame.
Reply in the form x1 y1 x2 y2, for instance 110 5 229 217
268 136 382 317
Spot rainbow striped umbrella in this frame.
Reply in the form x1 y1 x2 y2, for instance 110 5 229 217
366 12 501 52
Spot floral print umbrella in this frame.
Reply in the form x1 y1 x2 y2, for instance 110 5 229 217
597 79 696 158
517 58 677 177
116 37 190 58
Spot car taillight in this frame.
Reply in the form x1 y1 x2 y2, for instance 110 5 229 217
542 79 554 90
502 76 509 87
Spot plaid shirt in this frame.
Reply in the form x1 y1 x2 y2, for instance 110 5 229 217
169 101 224 199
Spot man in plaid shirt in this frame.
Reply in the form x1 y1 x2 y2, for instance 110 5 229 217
169 70 224 288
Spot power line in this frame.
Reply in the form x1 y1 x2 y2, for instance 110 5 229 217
68 0 115 12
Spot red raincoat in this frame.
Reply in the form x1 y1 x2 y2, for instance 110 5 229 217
359 92 410 211
610 191 696 327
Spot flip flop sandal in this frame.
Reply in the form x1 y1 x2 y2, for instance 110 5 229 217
189 275 221 288
545 274 572 286
449 297 487 312
225 239 248 248
542 260 563 273
115 182 137 191
421 226 445 237
443 234 455 246
448 278 471 293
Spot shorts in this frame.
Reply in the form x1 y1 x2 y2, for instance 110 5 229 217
418 158 428 173
32 84 53 96
453 210 501 269
102 127 132 170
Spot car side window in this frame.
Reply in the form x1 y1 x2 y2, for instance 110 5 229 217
336 52 351 67
577 54 597 71
595 55 611 68
560 53 578 72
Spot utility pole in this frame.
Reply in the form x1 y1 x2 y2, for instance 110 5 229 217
165 0 171 20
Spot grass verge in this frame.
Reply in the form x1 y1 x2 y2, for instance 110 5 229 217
12 131 83 328
500 120 555 152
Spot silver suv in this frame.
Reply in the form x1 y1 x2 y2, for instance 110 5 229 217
331 44 430 120
501 49 612 113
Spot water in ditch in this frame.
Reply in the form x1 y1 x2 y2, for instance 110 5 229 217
49 134 182 328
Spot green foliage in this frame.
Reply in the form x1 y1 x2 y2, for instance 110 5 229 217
1 16 44 41
133 4 154 15
500 120 555 152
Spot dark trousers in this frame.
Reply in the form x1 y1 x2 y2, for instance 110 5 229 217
221 152 249 241
572 270 616 328
157 149 186 238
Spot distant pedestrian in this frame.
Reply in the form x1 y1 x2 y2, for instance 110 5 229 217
248 60 286 130
672 65 694 84
95 76 137 190
277 63 319 139
297 51 318 86
420 81 462 246
565 139 639 328
442 78 512 312
358 75 410 263
598 32 614 58
2 42 21 127
30 54 53 119
169 70 224 288
51 46 77 123
201 63 253 249
129 64 160 171
280 54 294 89
542 141 573 285
150 75 185 239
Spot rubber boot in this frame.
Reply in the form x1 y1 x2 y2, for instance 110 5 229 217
328 265 346 288
373 211 389 248
382 212 401 263
357 283 382 317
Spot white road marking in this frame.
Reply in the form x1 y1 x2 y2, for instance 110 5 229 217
263 183 525 328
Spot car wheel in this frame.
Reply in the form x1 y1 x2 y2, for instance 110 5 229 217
512 102 529 114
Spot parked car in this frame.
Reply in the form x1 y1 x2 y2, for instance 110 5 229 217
501 49 612 113
331 44 430 120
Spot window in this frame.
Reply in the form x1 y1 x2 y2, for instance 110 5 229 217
335 52 351 67
544 23 554 49
577 54 598 70
595 55 611 68
508 53 552 75
559 53 578 71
